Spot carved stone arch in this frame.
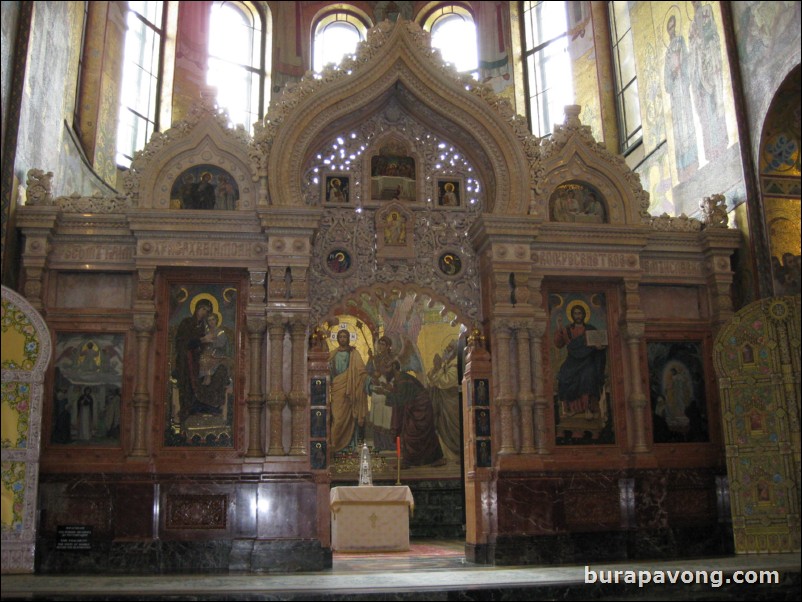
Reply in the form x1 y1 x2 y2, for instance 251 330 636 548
319 282 470 334
260 19 531 214
123 101 256 210
535 106 651 225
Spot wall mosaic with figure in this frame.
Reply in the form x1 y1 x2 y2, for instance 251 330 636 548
549 292 613 445
170 165 239 210
325 291 464 478
50 332 125 446
164 281 239 447
647 340 709 443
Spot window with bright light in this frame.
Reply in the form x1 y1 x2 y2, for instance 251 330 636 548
207 1 267 133
521 0 574 138
609 0 642 153
423 5 478 75
313 12 370 73
116 1 165 167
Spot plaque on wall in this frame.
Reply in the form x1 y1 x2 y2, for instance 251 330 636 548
56 525 93 551
163 280 240 447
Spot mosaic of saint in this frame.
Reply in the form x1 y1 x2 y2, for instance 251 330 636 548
170 165 239 210
325 291 464 478
549 292 614 445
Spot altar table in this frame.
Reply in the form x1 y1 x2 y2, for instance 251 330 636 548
330 485 414 552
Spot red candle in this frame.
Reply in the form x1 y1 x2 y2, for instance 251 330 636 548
396 436 401 458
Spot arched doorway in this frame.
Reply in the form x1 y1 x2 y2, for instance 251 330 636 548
758 66 801 296
319 285 469 540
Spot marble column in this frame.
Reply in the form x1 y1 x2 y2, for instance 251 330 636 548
131 314 155 457
245 317 266 458
529 321 550 454
492 320 516 454
515 321 536 453
288 319 308 456
266 317 287 456
622 279 649 453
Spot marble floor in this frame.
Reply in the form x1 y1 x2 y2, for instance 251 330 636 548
2 541 800 601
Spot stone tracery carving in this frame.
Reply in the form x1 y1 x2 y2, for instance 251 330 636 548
55 192 133 213
301 100 487 211
309 206 480 325
24 169 54 206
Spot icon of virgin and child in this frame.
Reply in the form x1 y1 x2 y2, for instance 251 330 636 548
172 296 234 425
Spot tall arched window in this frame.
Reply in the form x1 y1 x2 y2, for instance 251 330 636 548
116 1 166 167
422 4 478 75
521 0 574 138
608 0 642 153
312 10 371 73
207 1 269 133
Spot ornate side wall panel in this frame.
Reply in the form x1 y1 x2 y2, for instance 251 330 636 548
714 296 801 553
1 285 51 573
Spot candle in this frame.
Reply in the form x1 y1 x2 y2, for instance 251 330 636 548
396 436 401 458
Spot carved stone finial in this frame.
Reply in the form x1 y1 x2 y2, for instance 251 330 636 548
700 193 729 228
467 325 486 350
309 326 329 352
25 169 54 206
564 104 582 128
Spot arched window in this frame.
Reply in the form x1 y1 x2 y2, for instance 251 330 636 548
312 10 371 73
422 4 478 75
521 0 574 138
116 1 166 168
207 1 269 134
608 0 642 153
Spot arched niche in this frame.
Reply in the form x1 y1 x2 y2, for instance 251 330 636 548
535 106 651 225
123 101 257 211
318 282 468 479
257 18 532 214
758 66 801 296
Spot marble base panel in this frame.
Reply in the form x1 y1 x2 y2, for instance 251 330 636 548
36 539 331 574
474 525 733 566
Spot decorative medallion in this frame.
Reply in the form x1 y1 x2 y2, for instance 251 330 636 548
438 252 462 276
326 249 352 275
